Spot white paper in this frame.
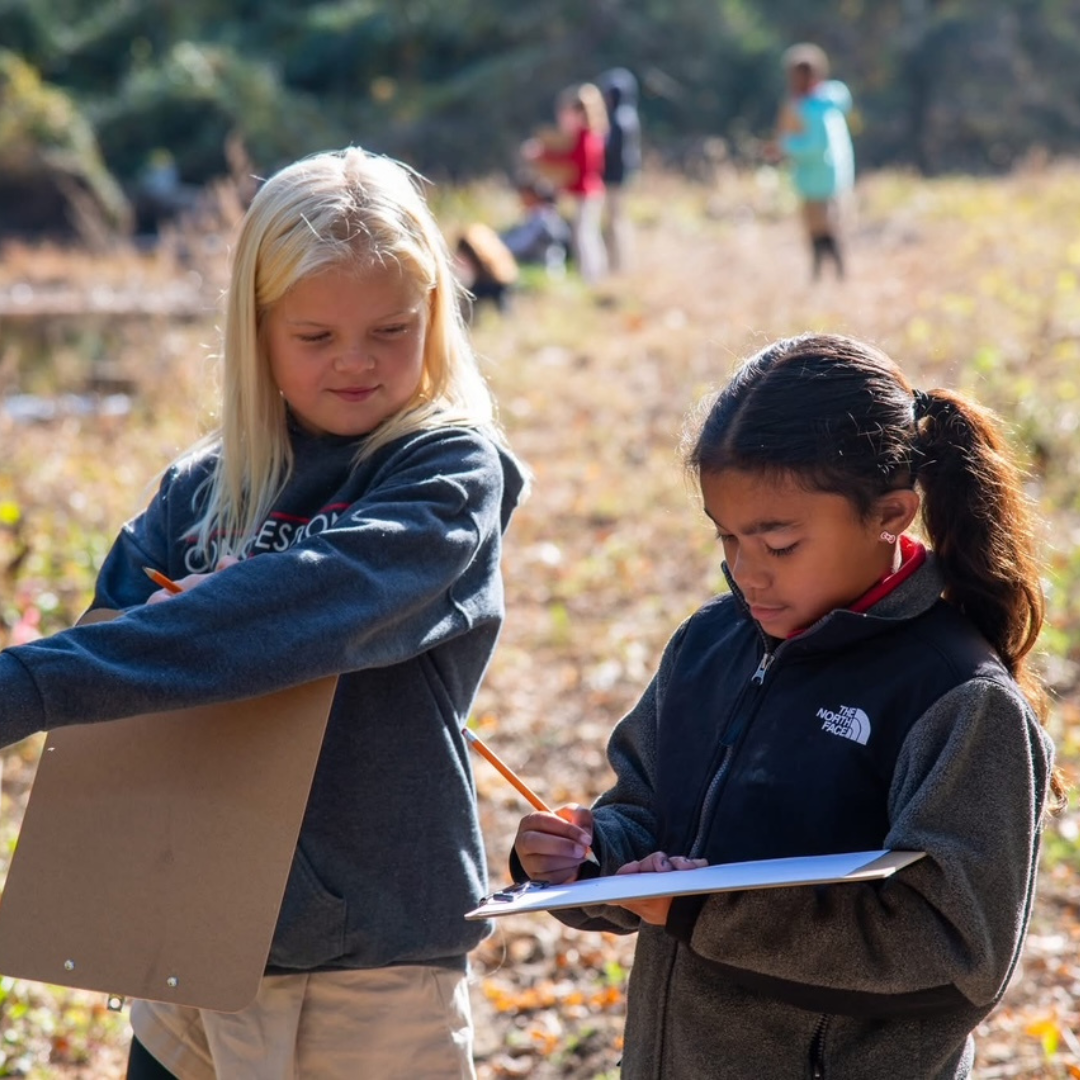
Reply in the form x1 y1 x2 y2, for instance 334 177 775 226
466 849 925 920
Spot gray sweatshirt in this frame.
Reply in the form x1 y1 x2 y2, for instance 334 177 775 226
0 423 527 972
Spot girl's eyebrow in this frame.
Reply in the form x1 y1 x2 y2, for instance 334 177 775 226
705 509 799 535
283 307 421 327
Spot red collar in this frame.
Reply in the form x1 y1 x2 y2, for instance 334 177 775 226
847 535 927 614
785 536 927 639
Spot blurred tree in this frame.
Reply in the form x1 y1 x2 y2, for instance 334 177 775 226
2 0 1080 217
0 48 131 242
0 0 55 65
91 41 341 182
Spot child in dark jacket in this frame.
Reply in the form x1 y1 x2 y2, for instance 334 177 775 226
499 179 571 276
0 146 528 1079
597 67 642 272
513 333 1058 1079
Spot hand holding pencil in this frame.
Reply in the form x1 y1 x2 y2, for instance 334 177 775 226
143 567 183 595
513 804 598 885
462 726 600 878
143 556 240 604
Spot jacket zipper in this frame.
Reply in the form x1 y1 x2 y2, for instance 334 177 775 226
687 746 731 858
809 1015 830 1079
686 558 839 858
687 641 778 857
751 650 775 684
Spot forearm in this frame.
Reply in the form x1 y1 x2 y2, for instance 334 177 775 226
0 653 49 746
1 484 506 739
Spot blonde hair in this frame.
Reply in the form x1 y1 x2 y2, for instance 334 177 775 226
186 146 498 562
558 82 610 137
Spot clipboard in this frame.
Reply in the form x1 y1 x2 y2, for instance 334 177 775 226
0 609 338 1013
466 849 926 920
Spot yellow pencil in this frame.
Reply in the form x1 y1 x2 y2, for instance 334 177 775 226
142 566 183 594
462 727 599 866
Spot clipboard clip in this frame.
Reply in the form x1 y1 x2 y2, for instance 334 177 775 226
482 880 552 904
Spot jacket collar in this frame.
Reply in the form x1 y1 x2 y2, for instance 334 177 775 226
722 551 947 654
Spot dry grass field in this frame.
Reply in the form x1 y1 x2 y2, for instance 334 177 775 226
1 162 1079 1077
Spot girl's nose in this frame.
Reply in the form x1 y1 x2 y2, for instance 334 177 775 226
731 551 770 591
334 344 375 370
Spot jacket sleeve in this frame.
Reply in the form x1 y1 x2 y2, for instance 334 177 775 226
668 678 1052 1013
90 454 211 610
0 429 511 745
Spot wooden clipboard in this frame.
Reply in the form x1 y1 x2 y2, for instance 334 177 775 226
0 610 338 1012
466 850 926 920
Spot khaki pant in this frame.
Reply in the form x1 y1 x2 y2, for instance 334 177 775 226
602 184 634 273
571 192 608 283
131 966 476 1080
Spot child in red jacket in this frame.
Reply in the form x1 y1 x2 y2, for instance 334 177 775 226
524 82 608 283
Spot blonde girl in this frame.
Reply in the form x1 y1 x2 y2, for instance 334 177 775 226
0 146 527 1079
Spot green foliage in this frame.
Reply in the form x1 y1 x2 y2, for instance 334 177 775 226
4 0 1080 218
91 41 339 180
0 0 53 63
0 50 91 156
0 48 129 235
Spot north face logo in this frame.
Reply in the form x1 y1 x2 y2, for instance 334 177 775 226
817 705 871 745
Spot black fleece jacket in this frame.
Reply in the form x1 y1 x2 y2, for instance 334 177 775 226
544 557 1052 1079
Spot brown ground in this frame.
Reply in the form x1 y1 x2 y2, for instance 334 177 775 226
0 164 1079 1077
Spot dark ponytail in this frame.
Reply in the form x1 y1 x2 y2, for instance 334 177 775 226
686 333 1062 804
914 390 1045 703
913 388 1064 806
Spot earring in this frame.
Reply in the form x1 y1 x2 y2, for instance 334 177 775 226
880 530 897 544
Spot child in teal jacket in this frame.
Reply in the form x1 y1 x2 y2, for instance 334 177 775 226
778 43 855 280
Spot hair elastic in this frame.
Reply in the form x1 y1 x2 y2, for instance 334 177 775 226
912 389 932 420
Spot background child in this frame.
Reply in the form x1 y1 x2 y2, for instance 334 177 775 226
775 43 854 280
0 146 527 1079
499 178 571 276
597 67 642 273
523 82 608 283
513 333 1058 1079
454 220 519 318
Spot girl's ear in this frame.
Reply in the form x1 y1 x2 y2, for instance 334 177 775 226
876 489 920 538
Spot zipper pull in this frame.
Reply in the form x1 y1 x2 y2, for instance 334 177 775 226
752 651 774 684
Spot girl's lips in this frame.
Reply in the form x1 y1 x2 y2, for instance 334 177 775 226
750 604 786 622
332 387 378 401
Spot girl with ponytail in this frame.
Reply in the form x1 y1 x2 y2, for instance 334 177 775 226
512 332 1058 1079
